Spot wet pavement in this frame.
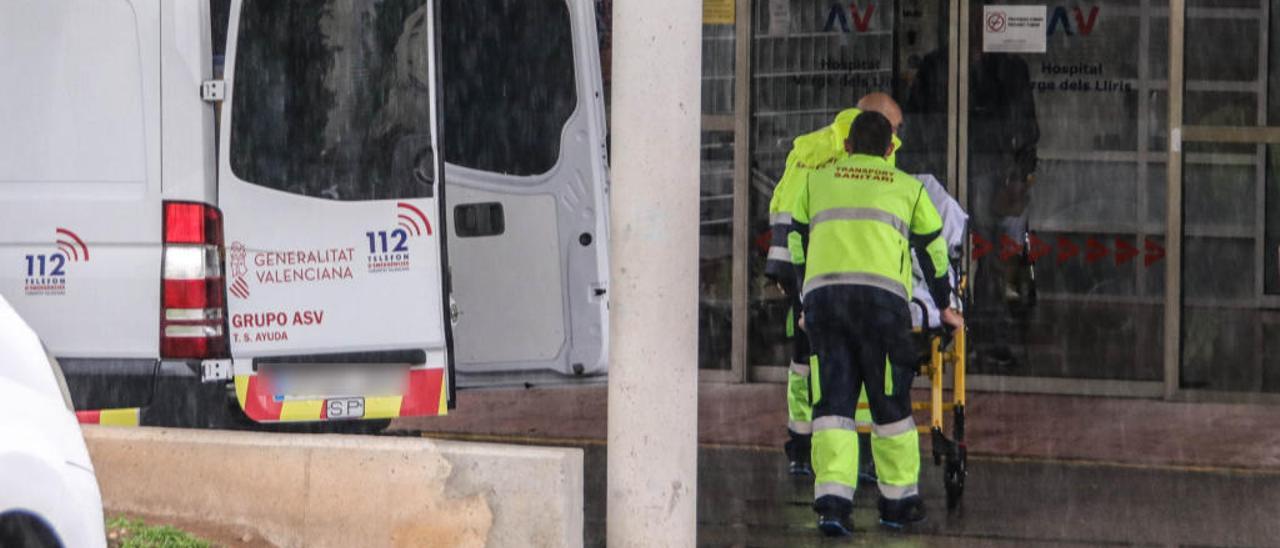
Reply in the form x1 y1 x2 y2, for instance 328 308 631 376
419 433 1280 547
680 446 1280 547
399 383 1280 546
395 383 1280 471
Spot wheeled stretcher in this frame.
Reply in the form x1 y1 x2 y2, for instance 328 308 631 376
913 277 968 511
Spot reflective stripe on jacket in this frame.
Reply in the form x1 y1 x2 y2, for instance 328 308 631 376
789 154 951 308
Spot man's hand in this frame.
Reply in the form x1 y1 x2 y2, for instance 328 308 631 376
798 313 805 332
941 308 964 331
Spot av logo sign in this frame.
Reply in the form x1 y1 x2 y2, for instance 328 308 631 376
1048 5 1100 36
824 2 876 33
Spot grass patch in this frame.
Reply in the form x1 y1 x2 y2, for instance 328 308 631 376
106 517 213 548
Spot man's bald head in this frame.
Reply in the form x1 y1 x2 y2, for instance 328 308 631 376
856 92 903 133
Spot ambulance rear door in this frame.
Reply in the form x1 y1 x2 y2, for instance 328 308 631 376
218 0 452 417
440 0 610 386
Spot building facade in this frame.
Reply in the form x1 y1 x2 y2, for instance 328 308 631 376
693 0 1280 402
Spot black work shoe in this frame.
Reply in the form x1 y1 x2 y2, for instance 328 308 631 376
784 433 812 477
816 514 854 537
878 495 927 530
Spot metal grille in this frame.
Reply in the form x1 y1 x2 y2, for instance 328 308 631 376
751 0 896 181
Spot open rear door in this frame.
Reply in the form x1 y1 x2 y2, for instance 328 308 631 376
218 0 452 421
440 0 610 385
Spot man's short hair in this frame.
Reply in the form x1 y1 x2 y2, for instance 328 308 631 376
846 111 893 157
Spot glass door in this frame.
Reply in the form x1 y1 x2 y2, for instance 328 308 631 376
960 0 1168 394
1170 0 1280 397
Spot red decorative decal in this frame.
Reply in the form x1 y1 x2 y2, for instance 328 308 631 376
971 233 993 260
1085 237 1109 264
75 410 102 424
998 234 1021 262
56 228 89 261
397 202 433 236
1144 239 1166 267
1028 234 1052 263
398 369 446 417
1114 238 1139 265
1056 236 1080 265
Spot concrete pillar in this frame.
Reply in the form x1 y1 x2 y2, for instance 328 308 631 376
606 0 702 545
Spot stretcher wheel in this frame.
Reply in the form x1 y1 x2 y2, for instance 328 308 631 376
944 444 967 510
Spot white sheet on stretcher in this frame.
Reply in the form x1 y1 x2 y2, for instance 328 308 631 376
910 174 968 329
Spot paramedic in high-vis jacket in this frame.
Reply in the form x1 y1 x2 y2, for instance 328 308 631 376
790 112 962 537
765 94 903 477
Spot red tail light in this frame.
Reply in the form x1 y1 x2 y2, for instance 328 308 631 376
161 201 228 359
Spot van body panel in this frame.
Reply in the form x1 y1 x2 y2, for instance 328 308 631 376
442 0 610 383
449 187 566 365
218 0 451 407
161 0 217 204
0 0 164 360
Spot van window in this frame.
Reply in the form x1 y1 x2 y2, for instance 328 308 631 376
211 0 230 66
0 0 145 187
229 0 435 201
441 0 577 176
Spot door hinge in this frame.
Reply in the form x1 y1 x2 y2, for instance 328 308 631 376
201 359 233 382
201 80 226 103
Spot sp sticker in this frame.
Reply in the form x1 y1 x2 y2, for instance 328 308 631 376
325 397 365 419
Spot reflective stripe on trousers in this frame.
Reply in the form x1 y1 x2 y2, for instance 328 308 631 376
870 416 920 500
815 481 854 500
872 416 914 437
813 415 857 432
878 483 919 500
768 246 793 263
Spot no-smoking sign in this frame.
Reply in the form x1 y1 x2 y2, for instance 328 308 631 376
982 5 1046 53
986 10 1007 33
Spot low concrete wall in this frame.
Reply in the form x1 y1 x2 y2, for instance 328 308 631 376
82 426 583 548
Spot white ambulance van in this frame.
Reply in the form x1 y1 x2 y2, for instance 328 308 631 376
0 0 609 428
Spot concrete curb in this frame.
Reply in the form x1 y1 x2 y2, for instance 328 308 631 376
82 426 583 548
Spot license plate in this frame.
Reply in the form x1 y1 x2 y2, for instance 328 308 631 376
325 397 365 419
263 364 408 400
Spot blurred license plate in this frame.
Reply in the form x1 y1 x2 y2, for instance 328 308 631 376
264 364 408 400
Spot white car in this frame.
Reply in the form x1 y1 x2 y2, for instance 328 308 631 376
0 296 106 548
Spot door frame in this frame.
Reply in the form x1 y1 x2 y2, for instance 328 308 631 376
728 1 1280 403
1165 0 1280 402
745 0 1164 398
